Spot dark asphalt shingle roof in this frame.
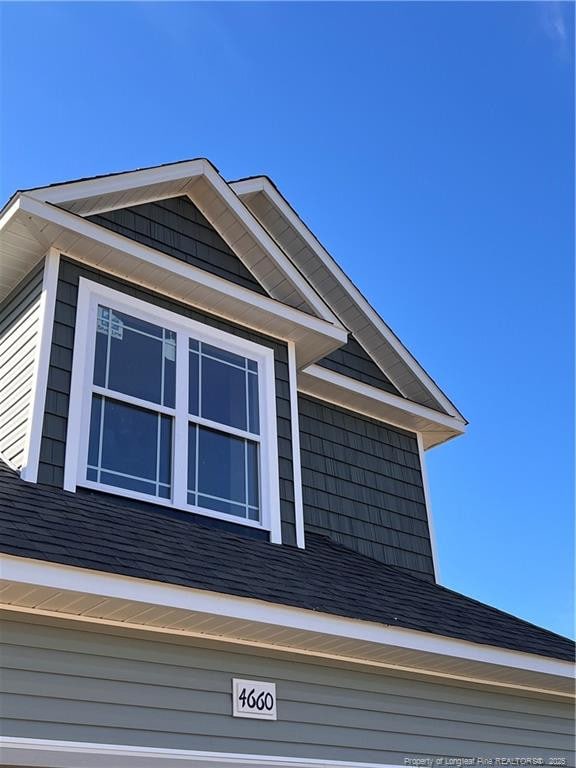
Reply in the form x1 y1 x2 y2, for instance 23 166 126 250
0 461 573 662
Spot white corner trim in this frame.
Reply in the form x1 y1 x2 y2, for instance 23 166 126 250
0 738 407 768
1 553 572 681
417 432 440 582
20 249 60 483
288 342 305 548
231 177 464 422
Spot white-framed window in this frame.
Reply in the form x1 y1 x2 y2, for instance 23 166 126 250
64 278 281 542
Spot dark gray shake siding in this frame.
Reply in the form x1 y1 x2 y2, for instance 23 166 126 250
0 263 43 469
88 197 267 294
319 337 402 396
2 619 573 764
37 257 298 546
299 395 435 581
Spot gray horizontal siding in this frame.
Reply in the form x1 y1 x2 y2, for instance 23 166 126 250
89 196 267 295
38 257 297 546
319 336 402 396
1 619 573 764
299 395 435 580
0 264 43 468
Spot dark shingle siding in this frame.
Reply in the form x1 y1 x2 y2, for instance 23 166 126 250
37 257 297 546
299 395 435 581
318 337 402 396
88 197 266 295
0 460 573 662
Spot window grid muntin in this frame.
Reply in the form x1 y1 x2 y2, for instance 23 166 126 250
87 300 266 525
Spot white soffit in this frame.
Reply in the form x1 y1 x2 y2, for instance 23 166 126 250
0 555 573 698
20 159 343 328
0 195 347 368
230 177 466 423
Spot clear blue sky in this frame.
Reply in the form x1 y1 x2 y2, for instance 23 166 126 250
1 2 573 637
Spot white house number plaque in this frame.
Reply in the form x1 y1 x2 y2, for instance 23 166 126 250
232 679 277 720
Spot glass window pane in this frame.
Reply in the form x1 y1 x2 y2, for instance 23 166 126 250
247 372 259 434
189 350 199 416
159 416 172 486
187 423 197 493
163 332 176 408
114 309 163 339
201 357 246 430
108 324 163 404
247 442 259 508
87 395 103 468
247 359 258 373
189 338 199 352
202 342 246 368
100 400 158 482
198 495 247 518
198 427 245 504
93 308 108 386
100 471 157 496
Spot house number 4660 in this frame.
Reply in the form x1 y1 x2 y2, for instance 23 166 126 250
232 679 277 720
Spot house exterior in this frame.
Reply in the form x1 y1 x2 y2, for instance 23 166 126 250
0 158 573 768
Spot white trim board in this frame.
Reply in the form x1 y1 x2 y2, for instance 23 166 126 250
1 554 572 683
287 341 305 548
20 249 60 483
0 738 407 768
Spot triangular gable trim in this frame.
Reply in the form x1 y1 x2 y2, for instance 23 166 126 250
24 159 344 329
230 176 465 421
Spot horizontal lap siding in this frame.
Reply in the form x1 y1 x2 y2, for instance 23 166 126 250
38 258 297 546
0 264 43 468
88 196 267 295
319 337 402 396
299 395 435 580
1 620 573 764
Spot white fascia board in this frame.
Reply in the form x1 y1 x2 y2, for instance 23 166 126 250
231 177 465 423
23 160 343 329
299 364 466 439
25 159 207 206
1 553 572 681
0 738 407 768
11 196 347 353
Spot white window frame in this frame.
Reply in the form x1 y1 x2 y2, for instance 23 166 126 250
64 278 282 543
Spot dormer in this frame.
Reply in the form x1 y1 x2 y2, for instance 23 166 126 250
0 159 467 579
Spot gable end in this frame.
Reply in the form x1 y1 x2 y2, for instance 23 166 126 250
88 196 268 296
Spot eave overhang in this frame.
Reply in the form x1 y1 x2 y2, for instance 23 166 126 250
299 365 466 450
0 195 347 368
1 554 573 700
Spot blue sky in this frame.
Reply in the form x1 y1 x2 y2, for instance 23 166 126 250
1 2 573 637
